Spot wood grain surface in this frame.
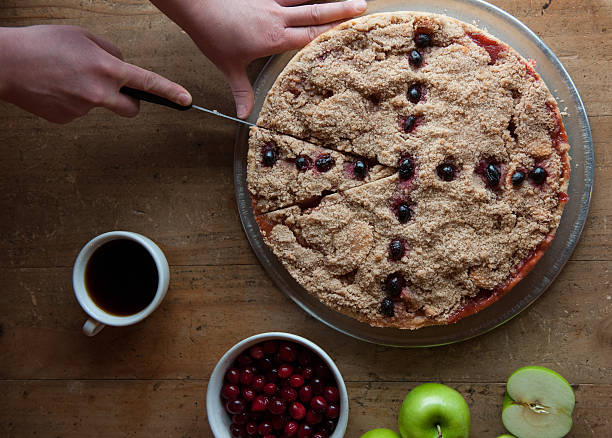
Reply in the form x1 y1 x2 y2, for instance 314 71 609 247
0 0 610 437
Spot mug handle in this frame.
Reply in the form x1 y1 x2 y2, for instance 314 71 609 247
82 318 105 337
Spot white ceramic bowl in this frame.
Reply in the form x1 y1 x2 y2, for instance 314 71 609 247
206 332 349 437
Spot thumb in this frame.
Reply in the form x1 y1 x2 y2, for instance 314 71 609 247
227 70 254 119
121 62 192 107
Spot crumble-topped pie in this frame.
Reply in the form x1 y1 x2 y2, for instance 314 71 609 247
247 12 570 329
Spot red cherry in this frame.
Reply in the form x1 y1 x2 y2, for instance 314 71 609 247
233 412 249 425
315 364 331 380
226 399 246 415
325 404 339 419
323 386 339 403
245 421 257 435
258 421 273 436
263 341 279 355
226 368 240 384
222 384 241 400
298 349 314 365
310 396 327 414
273 352 284 366
280 387 298 402
266 368 280 383
297 423 313 438
251 395 269 412
268 398 286 415
271 415 286 431
289 402 306 420
310 378 324 394
320 419 336 433
279 343 298 362
289 374 305 388
249 345 265 360
237 354 253 367
242 387 256 402
264 382 278 396
239 369 254 386
230 423 245 437
301 366 314 380
278 364 294 379
305 409 323 425
258 357 274 372
313 432 328 438
252 375 266 392
299 385 313 403
285 420 299 436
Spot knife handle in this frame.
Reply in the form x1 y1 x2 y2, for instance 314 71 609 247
120 86 192 111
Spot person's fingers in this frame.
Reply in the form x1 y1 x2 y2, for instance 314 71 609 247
283 0 367 27
283 20 346 49
86 32 124 60
102 92 141 118
120 62 192 106
227 71 254 119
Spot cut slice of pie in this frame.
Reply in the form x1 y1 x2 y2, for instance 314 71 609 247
248 126 394 214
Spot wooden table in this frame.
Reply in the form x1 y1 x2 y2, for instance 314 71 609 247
0 1 610 436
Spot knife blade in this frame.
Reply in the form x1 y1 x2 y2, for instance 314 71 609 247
120 87 256 127
190 104 255 127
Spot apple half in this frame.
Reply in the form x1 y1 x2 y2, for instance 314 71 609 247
502 366 575 438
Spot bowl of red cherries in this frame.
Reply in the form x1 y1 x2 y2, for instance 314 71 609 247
206 332 349 438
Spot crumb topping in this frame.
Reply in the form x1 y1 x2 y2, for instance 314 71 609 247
248 12 570 329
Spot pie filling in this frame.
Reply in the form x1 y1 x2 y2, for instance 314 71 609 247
466 31 506 65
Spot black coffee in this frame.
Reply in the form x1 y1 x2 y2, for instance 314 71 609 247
85 239 158 316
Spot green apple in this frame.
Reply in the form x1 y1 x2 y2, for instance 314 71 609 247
502 366 575 438
360 429 401 438
398 383 470 438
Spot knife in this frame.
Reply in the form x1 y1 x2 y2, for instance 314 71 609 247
120 86 256 127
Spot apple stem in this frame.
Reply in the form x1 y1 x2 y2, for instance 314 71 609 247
436 424 443 438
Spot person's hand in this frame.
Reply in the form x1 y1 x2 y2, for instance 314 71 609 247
0 25 191 124
152 0 367 118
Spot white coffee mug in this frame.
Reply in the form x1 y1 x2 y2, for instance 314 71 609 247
73 231 170 336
